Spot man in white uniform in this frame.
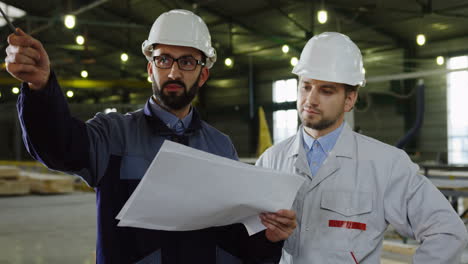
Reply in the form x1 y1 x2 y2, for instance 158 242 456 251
257 32 468 263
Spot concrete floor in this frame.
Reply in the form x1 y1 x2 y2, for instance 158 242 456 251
0 193 463 264
0 193 96 264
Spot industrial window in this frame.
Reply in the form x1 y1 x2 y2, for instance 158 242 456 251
272 79 298 143
0 2 26 27
447 55 468 164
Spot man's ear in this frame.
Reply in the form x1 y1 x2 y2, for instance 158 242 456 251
344 90 358 112
147 61 153 76
198 67 210 87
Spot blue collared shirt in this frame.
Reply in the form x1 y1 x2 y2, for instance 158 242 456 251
149 98 193 135
302 122 344 176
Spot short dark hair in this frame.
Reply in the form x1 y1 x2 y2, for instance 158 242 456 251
344 84 359 95
200 53 207 65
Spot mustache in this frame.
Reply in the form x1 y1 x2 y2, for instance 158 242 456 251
162 80 186 90
302 104 321 114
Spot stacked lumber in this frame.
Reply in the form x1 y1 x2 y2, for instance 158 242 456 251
0 166 30 195
382 240 417 256
22 172 74 194
74 179 95 192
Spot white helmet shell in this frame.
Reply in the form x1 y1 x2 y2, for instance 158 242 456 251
292 32 366 87
142 9 216 69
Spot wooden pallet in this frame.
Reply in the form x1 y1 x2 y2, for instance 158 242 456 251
22 172 74 194
74 179 95 192
0 166 29 195
0 166 21 180
0 179 30 195
383 241 417 256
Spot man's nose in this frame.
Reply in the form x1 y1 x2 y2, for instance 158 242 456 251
306 88 319 105
168 61 182 80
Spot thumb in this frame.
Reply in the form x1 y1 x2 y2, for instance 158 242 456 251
15 27 27 36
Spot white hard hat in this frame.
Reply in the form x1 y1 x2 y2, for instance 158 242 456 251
292 32 366 87
142 9 216 69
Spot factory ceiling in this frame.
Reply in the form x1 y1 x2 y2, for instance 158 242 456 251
1 0 468 103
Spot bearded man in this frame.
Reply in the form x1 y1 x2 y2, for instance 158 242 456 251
7 9 296 264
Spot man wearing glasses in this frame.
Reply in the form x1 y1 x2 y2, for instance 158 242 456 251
6 9 296 264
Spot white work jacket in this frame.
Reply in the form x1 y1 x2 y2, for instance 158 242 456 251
256 123 467 263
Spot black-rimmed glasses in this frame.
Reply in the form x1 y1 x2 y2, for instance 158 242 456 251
153 55 205 71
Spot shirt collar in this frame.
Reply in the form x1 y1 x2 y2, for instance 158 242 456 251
149 97 193 130
302 122 344 153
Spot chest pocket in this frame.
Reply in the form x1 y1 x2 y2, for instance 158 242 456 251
321 190 373 217
312 190 373 252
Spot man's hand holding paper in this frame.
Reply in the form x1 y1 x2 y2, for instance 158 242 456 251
117 140 304 241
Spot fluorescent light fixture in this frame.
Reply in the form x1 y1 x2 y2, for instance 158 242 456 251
104 108 117 114
317 10 328 24
76 35 85 45
81 70 88 78
416 34 426 46
64 14 76 29
290 57 298 66
121 53 129 62
225 57 233 67
436 56 444 66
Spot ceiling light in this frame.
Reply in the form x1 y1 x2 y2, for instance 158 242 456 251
416 34 426 46
12 87 19 94
64 15 76 29
436 56 444 66
317 10 328 24
76 35 85 45
282 45 289 54
362 68 366 74
225 57 233 67
290 57 298 66
147 76 152 83
104 108 117 114
66 91 74 98
81 70 88 78
0 91 2 98
121 53 129 62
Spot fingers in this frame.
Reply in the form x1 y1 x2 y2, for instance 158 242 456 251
276 209 296 219
5 28 50 89
260 216 294 242
6 46 41 65
15 27 27 36
7 28 47 63
8 28 43 51
261 210 297 226
260 212 297 231
260 216 282 230
6 63 43 83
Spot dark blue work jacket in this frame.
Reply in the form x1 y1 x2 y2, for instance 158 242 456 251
17 72 282 264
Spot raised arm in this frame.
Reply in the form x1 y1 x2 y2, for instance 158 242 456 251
6 28 95 184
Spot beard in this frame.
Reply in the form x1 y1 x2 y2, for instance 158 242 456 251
302 117 338 131
300 108 342 131
152 74 201 110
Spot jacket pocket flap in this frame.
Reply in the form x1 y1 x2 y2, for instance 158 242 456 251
321 190 373 217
